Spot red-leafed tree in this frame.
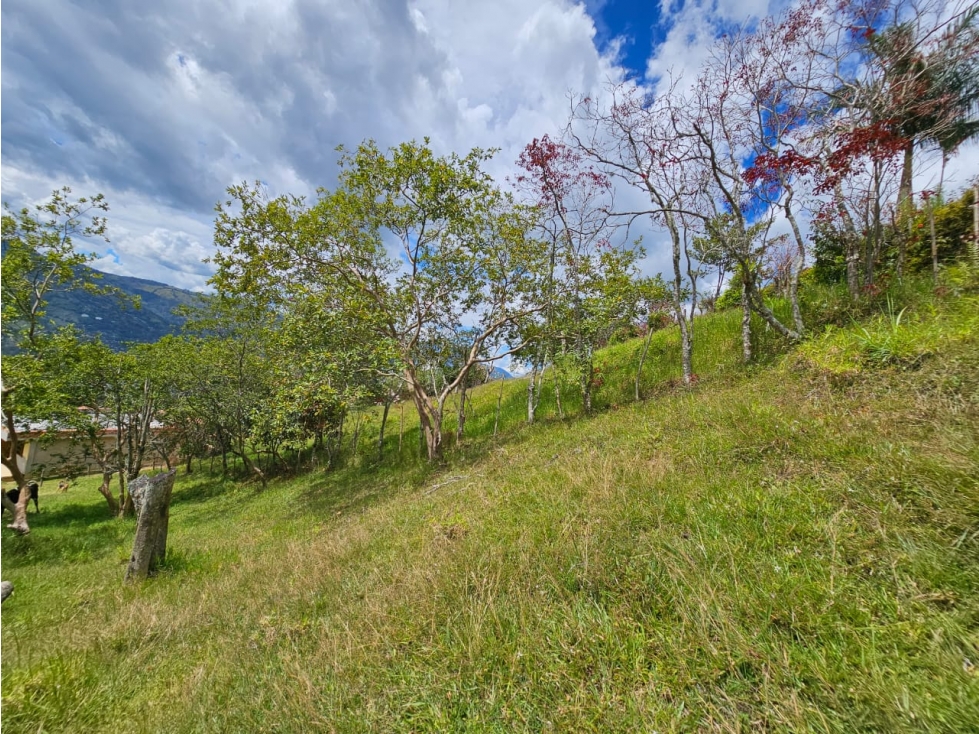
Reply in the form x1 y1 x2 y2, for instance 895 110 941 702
569 84 703 383
513 135 644 415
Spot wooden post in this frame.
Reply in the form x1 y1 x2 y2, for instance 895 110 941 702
124 470 176 583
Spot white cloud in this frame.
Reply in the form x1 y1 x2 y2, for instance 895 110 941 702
3 0 972 299
2 0 632 290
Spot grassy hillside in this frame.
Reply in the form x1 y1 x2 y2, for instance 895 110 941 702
2 278 978 732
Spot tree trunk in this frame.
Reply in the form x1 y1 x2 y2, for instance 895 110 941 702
407 370 443 462
929 201 939 283
897 141 914 219
635 323 655 401
678 314 693 385
834 184 862 299
494 376 505 436
669 223 693 384
115 403 130 516
582 371 593 414
553 366 564 420
398 403 404 454
783 189 806 336
456 383 467 442
97 471 120 516
3 489 30 535
125 470 176 583
2 402 31 534
237 447 266 487
378 399 392 463
744 269 802 341
741 278 752 363
527 366 537 424
127 384 155 481
972 183 979 267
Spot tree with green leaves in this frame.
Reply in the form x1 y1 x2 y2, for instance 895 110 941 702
212 140 548 461
1 188 127 533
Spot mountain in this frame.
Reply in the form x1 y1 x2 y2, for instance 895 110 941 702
3 257 204 351
488 366 513 380
48 268 204 349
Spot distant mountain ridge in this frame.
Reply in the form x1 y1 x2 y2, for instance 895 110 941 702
47 267 204 349
2 254 204 350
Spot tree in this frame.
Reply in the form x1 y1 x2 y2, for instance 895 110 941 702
212 140 548 461
1 188 126 533
164 297 277 484
22 334 165 517
1 187 120 348
514 135 644 414
745 0 979 294
570 85 702 383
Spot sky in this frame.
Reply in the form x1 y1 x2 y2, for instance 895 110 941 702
2 0 976 293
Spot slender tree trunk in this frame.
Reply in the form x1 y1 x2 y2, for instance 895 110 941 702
527 366 537 424
494 376 505 436
378 399 392 463
5 486 31 534
897 141 914 218
553 366 564 420
929 200 939 283
581 367 593 415
835 184 861 299
456 383 467 442
115 404 130 517
635 323 655 401
398 403 404 454
743 268 802 341
783 189 806 336
741 278 752 363
237 448 266 487
407 370 443 462
1 403 31 533
669 222 693 384
972 183 979 267
127 382 154 481
867 163 884 287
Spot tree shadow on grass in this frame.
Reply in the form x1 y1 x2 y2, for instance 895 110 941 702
291 462 430 523
1 499 132 568
169 473 246 507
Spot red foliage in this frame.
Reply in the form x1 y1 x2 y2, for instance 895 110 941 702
513 135 610 207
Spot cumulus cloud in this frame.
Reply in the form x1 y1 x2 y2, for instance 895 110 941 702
2 0 633 290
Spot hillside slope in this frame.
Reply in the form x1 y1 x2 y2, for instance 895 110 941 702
2 287 978 732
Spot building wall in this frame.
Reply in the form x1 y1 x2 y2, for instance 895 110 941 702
3 433 173 482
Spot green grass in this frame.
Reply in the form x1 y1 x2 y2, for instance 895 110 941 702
3 278 979 732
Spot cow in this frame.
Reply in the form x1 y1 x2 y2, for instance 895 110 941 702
4 480 39 513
